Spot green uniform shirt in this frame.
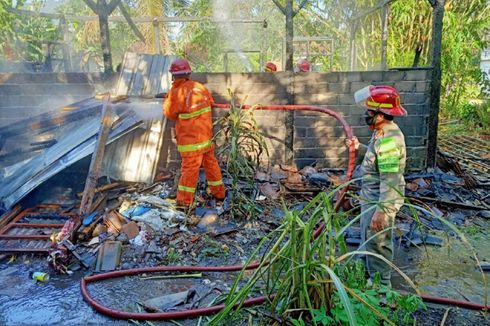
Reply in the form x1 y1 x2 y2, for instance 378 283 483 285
360 121 406 215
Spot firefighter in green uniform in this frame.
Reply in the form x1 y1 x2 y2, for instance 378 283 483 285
348 85 407 287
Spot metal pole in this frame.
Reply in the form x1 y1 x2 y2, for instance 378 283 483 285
380 3 389 70
153 19 161 54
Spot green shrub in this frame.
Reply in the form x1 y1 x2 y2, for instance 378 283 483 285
459 100 490 130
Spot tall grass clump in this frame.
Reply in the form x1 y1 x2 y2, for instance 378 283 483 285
214 92 269 218
208 189 425 326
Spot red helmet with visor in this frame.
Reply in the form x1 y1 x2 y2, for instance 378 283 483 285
265 61 277 72
169 58 192 75
354 85 407 116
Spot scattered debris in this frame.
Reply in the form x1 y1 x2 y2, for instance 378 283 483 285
142 289 196 312
96 241 123 272
121 221 139 239
29 271 50 282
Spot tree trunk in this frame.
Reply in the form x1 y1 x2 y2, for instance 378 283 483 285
412 42 423 67
427 0 445 168
98 12 113 74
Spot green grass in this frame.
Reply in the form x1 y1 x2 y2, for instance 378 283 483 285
207 190 425 325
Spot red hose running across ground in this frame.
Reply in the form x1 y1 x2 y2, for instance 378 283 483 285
80 104 489 321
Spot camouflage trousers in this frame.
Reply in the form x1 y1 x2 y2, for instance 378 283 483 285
359 204 397 286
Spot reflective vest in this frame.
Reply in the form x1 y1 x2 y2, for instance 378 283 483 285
359 121 406 215
163 78 215 156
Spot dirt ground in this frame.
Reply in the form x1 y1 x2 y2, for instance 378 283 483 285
1 161 489 325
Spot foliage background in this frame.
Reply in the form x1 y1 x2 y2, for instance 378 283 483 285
0 0 489 121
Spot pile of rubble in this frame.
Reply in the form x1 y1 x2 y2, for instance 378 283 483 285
2 149 489 277
35 164 335 275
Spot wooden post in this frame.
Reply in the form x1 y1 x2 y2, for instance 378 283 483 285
272 0 308 72
427 0 445 167
284 1 294 71
79 94 112 217
82 0 121 74
98 10 113 74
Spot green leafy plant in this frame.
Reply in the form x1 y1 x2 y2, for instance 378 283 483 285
459 100 490 131
165 248 180 264
214 92 269 218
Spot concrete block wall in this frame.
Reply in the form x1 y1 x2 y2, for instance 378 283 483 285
0 73 112 127
291 70 431 169
0 69 431 171
192 73 292 165
193 70 431 170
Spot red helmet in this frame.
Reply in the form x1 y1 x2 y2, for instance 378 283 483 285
354 85 407 116
265 61 277 72
169 58 192 75
297 59 310 72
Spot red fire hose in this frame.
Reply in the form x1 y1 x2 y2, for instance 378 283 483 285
80 104 489 321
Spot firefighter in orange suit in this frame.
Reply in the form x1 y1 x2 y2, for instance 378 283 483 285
163 58 226 207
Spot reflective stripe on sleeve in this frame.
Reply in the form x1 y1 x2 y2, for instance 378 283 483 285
178 106 211 119
207 179 223 186
177 139 212 153
178 185 196 193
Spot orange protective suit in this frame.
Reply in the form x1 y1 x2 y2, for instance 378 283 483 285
163 78 225 206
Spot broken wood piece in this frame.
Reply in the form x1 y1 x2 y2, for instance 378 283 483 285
208 225 239 237
89 193 108 215
283 183 320 192
76 182 121 198
79 94 113 218
104 210 126 233
405 195 487 211
61 239 95 268
0 205 22 231
94 94 128 103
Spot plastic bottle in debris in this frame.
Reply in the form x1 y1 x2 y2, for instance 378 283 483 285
30 271 50 282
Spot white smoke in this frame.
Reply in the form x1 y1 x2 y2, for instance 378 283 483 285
211 0 253 72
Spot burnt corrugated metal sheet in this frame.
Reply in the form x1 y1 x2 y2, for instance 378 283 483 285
0 53 175 209
115 52 175 96
102 101 167 183
102 53 175 183
0 102 142 210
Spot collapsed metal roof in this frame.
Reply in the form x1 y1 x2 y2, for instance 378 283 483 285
0 53 176 210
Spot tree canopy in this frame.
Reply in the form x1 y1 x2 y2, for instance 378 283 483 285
0 0 489 117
